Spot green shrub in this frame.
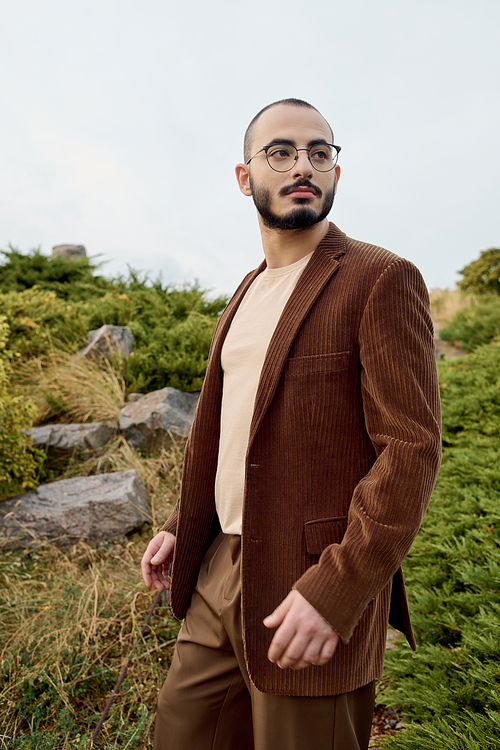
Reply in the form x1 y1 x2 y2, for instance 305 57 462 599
0 287 89 358
0 246 112 299
0 317 43 497
458 247 500 296
380 342 500 749
439 295 500 351
0 257 227 396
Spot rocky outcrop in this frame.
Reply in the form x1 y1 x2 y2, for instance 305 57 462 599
0 470 150 547
52 244 86 259
119 387 200 449
27 423 117 454
80 324 135 360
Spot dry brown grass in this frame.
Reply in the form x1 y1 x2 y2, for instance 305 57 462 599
0 441 184 749
0 538 178 749
429 287 475 330
14 349 126 426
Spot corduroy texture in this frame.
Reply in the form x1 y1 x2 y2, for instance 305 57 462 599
161 222 442 696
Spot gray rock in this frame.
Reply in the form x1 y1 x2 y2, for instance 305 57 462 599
0 470 150 547
80 324 135 360
126 393 142 403
52 244 86 259
119 387 200 449
28 423 117 453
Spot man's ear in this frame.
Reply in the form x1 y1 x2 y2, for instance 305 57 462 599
333 164 341 195
235 163 252 196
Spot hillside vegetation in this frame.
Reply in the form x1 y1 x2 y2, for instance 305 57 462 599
0 247 226 396
438 247 500 351
380 341 500 749
1 246 500 748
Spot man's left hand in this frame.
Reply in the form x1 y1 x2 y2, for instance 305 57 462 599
264 590 340 670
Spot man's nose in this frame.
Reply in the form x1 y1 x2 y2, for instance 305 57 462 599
291 150 313 179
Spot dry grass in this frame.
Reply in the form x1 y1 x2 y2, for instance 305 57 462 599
14 350 126 426
0 538 178 749
0 442 184 750
429 287 475 330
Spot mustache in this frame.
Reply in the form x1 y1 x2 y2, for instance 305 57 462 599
279 179 322 198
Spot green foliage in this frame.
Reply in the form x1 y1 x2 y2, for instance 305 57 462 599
0 316 43 497
439 296 500 351
0 248 227 395
380 342 500 748
458 247 500 296
0 245 112 300
0 287 90 357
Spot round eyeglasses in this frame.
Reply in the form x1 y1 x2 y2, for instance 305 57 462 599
246 142 341 172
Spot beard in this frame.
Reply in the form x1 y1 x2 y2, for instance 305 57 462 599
249 177 335 231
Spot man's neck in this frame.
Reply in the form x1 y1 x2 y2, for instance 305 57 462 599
258 218 330 269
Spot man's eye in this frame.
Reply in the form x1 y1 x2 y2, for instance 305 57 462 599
311 149 329 161
269 147 292 159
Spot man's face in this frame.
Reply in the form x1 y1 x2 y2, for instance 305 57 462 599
243 104 340 231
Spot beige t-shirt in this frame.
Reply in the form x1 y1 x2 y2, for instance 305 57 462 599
215 252 313 534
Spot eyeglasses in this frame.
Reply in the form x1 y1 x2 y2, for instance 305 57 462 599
246 142 341 172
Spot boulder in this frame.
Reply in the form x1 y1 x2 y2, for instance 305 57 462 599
0 470 150 547
119 387 200 449
80 324 135 359
52 244 86 259
27 423 117 453
126 393 142 403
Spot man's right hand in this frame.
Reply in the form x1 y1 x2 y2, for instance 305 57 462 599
141 531 176 592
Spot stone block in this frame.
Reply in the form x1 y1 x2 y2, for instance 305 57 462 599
0 470 150 547
28 423 117 453
80 324 135 359
52 244 86 259
119 387 200 449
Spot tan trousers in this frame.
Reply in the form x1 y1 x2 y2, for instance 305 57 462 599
154 533 375 750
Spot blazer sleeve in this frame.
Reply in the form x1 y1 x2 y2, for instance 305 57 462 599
160 499 180 535
293 257 442 643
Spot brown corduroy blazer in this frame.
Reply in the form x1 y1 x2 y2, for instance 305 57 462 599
161 222 442 696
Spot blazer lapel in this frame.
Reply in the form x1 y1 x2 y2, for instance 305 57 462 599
248 224 346 448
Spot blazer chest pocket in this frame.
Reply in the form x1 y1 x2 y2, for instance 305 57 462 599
304 516 349 555
285 351 350 378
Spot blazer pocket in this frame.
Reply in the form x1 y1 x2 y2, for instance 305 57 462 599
285 351 350 377
304 516 349 555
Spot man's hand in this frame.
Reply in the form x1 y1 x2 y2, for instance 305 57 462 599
264 590 339 670
141 531 176 592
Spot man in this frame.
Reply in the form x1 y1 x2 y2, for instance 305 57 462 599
142 98 441 750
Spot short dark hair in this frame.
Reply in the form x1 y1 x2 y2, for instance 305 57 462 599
243 98 334 163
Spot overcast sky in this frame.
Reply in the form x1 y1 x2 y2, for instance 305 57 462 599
1 0 499 298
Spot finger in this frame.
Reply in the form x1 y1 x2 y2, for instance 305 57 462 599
279 633 335 670
274 620 339 669
263 593 293 629
141 533 174 586
151 564 171 591
150 536 173 565
277 635 314 669
316 632 339 664
297 639 323 666
267 619 297 664
141 551 156 587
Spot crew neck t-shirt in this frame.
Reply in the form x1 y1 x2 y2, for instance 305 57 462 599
215 252 313 535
